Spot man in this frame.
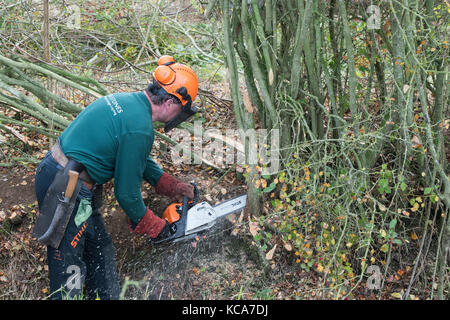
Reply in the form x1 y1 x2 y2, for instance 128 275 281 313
33 56 197 299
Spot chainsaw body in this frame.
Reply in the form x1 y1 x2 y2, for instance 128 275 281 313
152 184 247 244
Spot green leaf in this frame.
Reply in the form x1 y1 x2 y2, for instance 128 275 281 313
379 178 388 188
380 244 389 253
389 219 397 230
394 239 402 245
391 292 402 299
400 182 407 192
263 182 276 193
424 187 433 195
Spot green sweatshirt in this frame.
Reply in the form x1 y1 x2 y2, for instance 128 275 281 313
60 91 163 223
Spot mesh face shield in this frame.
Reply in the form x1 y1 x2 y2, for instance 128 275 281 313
163 87 198 132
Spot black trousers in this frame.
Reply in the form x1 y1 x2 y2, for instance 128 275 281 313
35 152 120 300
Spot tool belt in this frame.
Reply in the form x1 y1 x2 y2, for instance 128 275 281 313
32 143 103 248
50 143 95 190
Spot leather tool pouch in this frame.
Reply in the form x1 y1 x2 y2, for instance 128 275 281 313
32 160 83 247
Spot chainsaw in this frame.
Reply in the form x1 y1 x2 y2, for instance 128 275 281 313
151 184 247 244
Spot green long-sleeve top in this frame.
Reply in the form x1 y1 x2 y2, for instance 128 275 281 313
59 91 163 223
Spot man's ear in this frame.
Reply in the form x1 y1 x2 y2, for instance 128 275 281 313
162 99 173 111
168 99 182 112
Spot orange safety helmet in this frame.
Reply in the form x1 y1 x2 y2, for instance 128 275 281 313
153 55 198 107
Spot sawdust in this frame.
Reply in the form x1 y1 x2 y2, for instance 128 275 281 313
116 218 269 300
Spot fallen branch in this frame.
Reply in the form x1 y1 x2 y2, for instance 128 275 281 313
0 124 34 146
0 114 59 138
0 156 40 167
0 72 82 115
0 54 103 98
35 60 109 97
0 80 70 129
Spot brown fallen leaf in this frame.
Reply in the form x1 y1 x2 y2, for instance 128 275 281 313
266 244 277 260
226 213 237 224
411 135 422 149
249 218 260 237
403 84 410 94
0 210 6 223
283 241 292 252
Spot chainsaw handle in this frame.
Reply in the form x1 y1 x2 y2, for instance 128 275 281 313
180 182 198 216
191 182 199 206
181 194 189 216
182 182 199 216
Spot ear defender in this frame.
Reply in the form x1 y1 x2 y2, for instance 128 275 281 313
153 65 176 85
153 55 177 85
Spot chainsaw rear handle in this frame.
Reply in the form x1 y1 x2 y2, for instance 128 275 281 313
189 182 199 206
180 182 199 216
